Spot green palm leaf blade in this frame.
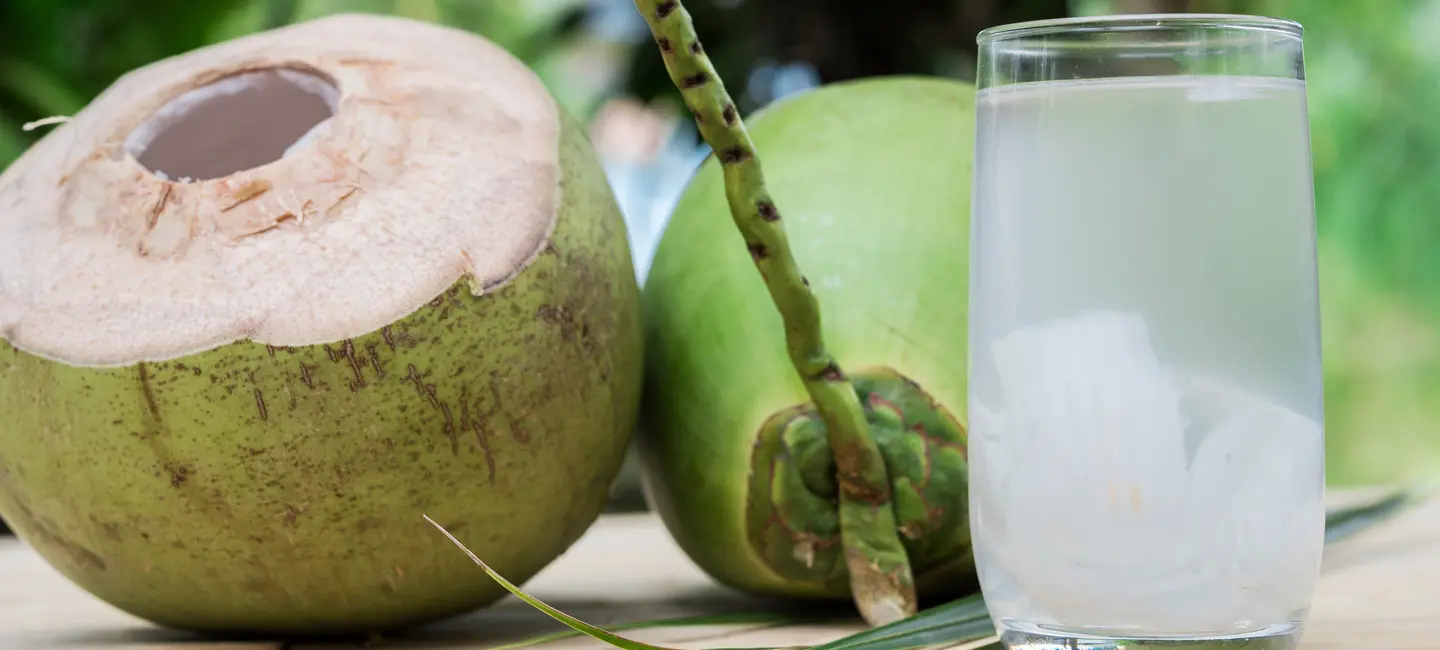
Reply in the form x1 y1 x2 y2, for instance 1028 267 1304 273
488 615 808 650
808 595 991 650
1323 489 1416 544
424 515 678 650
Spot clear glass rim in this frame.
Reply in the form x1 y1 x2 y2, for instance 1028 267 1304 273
977 13 1302 44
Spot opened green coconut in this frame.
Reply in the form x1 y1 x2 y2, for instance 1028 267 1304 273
0 14 641 634
634 11 976 622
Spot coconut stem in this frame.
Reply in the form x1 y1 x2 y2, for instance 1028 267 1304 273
631 0 917 626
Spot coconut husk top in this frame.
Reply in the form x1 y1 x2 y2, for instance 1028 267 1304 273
0 14 563 367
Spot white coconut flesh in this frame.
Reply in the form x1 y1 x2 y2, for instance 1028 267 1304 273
0 14 562 368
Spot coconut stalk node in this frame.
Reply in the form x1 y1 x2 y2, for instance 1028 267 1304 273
0 14 643 634
630 0 974 627
747 368 971 592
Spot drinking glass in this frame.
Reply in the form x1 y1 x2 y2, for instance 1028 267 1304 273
966 14 1325 650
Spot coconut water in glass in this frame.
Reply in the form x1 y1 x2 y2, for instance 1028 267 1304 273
966 14 1325 650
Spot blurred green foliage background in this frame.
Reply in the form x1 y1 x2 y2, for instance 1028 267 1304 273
0 0 1436 489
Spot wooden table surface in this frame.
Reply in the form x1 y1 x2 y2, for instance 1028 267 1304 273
1 490 1436 650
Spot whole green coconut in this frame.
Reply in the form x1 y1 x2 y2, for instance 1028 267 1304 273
0 14 642 634
638 76 975 607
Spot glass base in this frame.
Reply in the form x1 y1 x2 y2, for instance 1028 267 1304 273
999 626 1301 650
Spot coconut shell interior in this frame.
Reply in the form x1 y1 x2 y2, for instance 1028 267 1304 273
0 14 564 367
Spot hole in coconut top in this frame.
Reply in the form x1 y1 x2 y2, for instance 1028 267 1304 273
125 67 339 182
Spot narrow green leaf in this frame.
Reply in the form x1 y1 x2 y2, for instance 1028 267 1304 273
819 617 993 650
426 512 998 650
810 595 991 650
424 515 687 650
1324 488 1416 544
489 614 806 650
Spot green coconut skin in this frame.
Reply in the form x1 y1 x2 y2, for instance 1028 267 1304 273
638 76 976 602
0 110 643 634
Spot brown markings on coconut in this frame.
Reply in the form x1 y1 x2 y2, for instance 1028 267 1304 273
0 13 642 634
0 460 107 573
253 388 268 421
7 497 108 572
